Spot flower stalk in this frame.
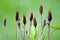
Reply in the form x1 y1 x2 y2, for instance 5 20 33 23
4 18 8 40
23 14 26 40
48 11 52 40
33 17 37 40
16 11 23 40
29 11 33 40
39 5 44 40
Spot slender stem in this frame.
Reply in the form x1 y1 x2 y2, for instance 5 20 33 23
16 26 18 40
48 22 50 40
29 21 32 40
41 15 42 33
30 21 32 27
24 25 25 40
36 28 38 40
41 15 44 40
19 28 24 40
4 26 8 40
17 24 23 40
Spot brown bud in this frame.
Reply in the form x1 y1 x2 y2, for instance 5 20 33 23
16 11 19 21
4 18 6 26
43 19 46 27
23 14 26 25
15 11 20 28
39 5 43 15
33 17 37 28
48 11 52 22
30 11 33 21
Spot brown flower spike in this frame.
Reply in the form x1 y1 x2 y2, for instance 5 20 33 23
16 11 19 21
23 14 26 25
48 11 52 22
30 11 33 21
4 18 6 26
39 5 43 15
33 17 37 28
15 11 20 28
43 19 46 27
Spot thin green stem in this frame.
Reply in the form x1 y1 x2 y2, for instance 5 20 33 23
41 15 44 40
29 21 32 40
4 26 8 40
16 26 18 40
24 25 25 40
48 22 50 40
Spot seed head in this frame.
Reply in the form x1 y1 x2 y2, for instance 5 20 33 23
4 18 6 26
23 14 26 25
30 11 33 21
33 17 37 28
48 11 52 22
15 11 20 28
16 11 19 21
43 19 46 27
39 5 43 15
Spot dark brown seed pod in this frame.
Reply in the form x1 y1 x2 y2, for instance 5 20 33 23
30 11 33 21
23 14 26 25
48 11 52 22
33 17 37 28
4 18 6 26
15 11 20 28
16 11 19 21
43 19 46 27
39 5 43 15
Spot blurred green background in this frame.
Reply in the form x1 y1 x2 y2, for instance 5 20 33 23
0 0 60 40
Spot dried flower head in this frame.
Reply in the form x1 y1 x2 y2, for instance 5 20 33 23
43 19 46 27
4 18 6 26
39 5 43 15
48 11 52 22
16 11 19 21
33 17 37 28
23 14 26 25
15 11 20 28
30 11 33 21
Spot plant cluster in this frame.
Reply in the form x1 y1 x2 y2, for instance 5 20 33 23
3 5 52 40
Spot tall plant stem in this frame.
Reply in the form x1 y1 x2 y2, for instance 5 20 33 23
24 25 25 40
16 25 23 40
41 15 44 40
48 22 50 40
16 26 18 40
34 28 37 40
29 21 32 40
19 28 24 40
4 26 8 40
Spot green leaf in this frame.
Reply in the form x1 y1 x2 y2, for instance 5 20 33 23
51 25 60 30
